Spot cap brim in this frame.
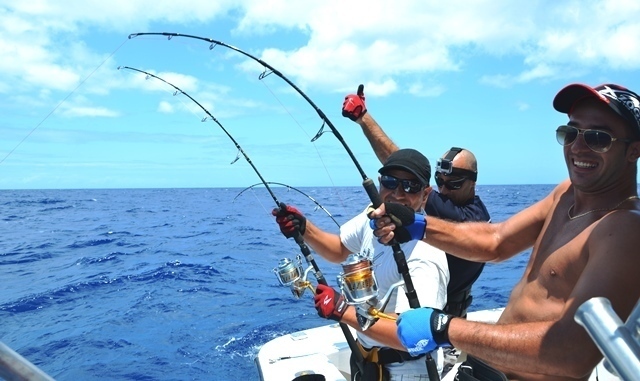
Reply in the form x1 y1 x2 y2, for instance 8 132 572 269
379 165 429 186
553 84 606 114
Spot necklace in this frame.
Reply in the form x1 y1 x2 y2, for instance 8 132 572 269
568 195 640 220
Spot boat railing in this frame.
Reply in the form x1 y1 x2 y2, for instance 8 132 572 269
574 297 640 381
0 341 55 381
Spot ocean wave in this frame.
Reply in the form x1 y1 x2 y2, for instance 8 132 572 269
0 250 54 265
66 238 117 249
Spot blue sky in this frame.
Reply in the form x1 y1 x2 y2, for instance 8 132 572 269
1 0 640 189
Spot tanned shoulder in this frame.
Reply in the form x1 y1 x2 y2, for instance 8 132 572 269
584 208 640 317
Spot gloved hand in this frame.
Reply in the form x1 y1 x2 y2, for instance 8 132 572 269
396 307 453 356
272 204 306 239
342 84 367 121
368 203 426 243
314 284 348 322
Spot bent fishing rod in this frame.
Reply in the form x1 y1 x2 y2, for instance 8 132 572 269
127 32 420 312
117 66 366 372
234 181 340 228
117 65 327 282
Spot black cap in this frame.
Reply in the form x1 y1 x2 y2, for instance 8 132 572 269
553 83 640 136
378 148 431 186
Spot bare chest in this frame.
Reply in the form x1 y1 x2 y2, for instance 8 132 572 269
516 216 594 307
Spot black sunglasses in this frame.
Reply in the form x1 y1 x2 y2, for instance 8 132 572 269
556 125 633 153
380 175 424 194
435 175 468 190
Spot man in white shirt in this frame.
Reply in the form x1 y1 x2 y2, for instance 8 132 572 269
274 149 449 380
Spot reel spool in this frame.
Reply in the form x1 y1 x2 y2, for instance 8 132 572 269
337 254 404 330
337 254 378 305
273 256 313 298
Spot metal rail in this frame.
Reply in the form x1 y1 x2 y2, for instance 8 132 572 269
0 341 55 381
574 297 640 381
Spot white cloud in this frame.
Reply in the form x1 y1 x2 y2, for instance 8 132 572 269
2 0 640 105
231 0 640 91
158 101 174 113
59 106 120 118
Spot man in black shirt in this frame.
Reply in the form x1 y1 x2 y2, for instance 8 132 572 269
342 89 490 317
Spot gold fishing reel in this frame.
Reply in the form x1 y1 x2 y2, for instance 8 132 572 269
336 254 401 330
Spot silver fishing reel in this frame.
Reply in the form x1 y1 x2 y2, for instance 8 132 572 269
273 256 314 298
336 253 404 330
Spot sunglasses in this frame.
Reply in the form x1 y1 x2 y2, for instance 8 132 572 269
556 125 633 153
435 175 468 190
380 175 424 194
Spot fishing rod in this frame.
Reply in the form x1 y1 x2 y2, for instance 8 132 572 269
117 65 327 283
127 32 420 312
126 33 434 376
234 181 340 228
117 66 368 373
239 183 407 325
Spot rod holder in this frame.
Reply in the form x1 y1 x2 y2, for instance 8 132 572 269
574 297 640 380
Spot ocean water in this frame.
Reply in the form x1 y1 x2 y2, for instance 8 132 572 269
1 184 554 380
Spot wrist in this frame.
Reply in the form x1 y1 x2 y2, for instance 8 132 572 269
406 213 426 241
332 294 348 321
357 112 369 126
430 310 453 347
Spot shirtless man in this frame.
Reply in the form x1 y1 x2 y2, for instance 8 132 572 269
368 83 640 380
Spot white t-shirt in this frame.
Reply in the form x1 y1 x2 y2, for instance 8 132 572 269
340 209 449 378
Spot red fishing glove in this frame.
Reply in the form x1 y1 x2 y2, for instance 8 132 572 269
314 284 348 321
342 84 366 121
272 204 307 238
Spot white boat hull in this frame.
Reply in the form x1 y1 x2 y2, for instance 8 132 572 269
255 308 620 380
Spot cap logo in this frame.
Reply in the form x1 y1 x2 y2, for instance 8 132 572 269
598 85 640 129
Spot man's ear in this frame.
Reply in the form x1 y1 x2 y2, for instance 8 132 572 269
628 141 640 162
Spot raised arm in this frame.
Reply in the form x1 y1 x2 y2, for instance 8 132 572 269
342 85 399 164
356 113 399 164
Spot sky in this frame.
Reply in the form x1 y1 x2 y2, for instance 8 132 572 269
1 0 640 189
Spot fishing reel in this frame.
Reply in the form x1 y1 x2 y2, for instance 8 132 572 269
273 256 315 298
336 254 403 330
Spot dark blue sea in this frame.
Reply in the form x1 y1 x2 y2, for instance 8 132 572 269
1 184 554 380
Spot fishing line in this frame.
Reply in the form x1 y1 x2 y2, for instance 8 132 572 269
235 185 273 218
117 66 368 369
256 80 347 206
0 38 129 166
234 181 340 228
126 32 420 311
127 33 428 375
118 65 329 281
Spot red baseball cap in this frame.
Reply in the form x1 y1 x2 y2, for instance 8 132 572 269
553 83 640 136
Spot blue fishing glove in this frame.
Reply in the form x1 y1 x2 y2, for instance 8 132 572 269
396 307 453 356
368 203 426 243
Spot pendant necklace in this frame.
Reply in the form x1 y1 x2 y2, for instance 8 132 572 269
568 195 640 220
